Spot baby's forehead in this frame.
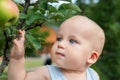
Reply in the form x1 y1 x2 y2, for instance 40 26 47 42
61 16 97 27
60 17 97 33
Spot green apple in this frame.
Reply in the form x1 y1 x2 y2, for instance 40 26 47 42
0 0 19 28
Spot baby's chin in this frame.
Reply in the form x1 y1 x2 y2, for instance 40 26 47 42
59 67 79 73
55 63 73 70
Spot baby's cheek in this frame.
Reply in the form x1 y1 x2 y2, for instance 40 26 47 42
52 43 57 50
51 45 54 52
50 45 56 55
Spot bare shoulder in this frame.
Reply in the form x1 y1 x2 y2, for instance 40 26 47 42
26 66 51 80
37 66 50 78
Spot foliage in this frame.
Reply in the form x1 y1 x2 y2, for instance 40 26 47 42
0 0 81 75
76 0 120 80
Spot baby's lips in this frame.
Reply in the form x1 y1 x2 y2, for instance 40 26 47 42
56 52 65 56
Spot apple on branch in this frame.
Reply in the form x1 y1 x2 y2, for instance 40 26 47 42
0 0 19 28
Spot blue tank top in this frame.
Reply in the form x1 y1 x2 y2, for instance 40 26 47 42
47 65 99 80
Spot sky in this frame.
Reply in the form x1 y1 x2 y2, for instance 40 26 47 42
14 0 99 4
14 0 77 9
14 0 75 4
85 0 99 4
14 0 38 4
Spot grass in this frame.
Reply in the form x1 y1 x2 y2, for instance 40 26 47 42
0 57 44 80
25 57 43 68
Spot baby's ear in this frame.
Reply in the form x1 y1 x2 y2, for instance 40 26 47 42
87 51 99 64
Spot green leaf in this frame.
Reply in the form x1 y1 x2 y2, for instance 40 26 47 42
17 4 24 11
19 13 27 19
39 1 48 10
62 0 71 2
5 28 12 36
50 12 64 20
48 5 57 13
38 8 46 14
26 33 41 50
26 14 40 25
59 3 81 12
48 0 58 2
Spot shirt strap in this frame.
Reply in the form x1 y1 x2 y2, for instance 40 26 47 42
47 65 67 80
88 68 99 80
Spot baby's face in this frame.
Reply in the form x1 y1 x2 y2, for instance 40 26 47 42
51 19 94 70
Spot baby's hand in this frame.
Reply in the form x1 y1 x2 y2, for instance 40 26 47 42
10 30 25 60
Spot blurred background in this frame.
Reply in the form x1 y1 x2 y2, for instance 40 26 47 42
0 0 120 80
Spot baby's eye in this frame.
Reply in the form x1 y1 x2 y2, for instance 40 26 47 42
56 37 62 42
69 39 78 44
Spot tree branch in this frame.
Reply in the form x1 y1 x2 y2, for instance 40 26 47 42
17 0 30 29
0 30 12 75
25 22 43 31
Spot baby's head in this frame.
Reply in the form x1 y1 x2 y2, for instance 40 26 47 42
51 15 105 71
70 16 105 53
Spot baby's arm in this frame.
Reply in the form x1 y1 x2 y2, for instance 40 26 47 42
8 30 50 80
8 30 26 80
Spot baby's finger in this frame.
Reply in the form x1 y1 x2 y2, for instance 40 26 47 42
18 30 25 37
16 30 25 40
13 39 18 46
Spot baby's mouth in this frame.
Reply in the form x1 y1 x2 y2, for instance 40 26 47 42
56 52 65 56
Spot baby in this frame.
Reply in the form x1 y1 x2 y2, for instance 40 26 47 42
8 15 105 80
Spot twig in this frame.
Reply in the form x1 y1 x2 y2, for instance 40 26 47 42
25 22 43 31
24 0 30 14
0 30 12 75
17 0 30 29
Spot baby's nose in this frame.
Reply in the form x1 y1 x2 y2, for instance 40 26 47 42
57 40 66 49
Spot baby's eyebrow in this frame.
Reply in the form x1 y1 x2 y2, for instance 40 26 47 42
69 34 78 38
56 33 62 36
